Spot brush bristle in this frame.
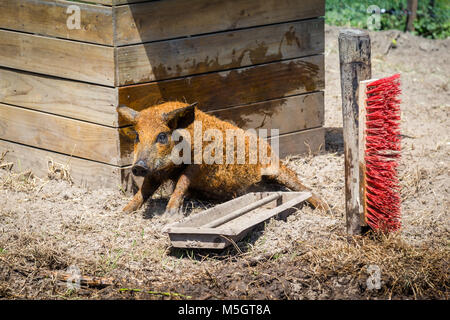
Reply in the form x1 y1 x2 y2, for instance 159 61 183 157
364 74 401 232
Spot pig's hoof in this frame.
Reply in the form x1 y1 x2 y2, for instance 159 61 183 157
122 202 140 213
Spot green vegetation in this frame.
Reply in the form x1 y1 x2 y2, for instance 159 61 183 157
326 0 450 39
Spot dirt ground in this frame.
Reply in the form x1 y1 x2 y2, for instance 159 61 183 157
0 25 448 300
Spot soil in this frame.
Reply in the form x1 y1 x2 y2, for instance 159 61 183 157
0 25 448 300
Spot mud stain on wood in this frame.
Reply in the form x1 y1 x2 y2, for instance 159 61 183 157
118 55 323 118
119 19 323 86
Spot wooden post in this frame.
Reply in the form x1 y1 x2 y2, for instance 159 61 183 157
338 29 371 235
406 0 418 32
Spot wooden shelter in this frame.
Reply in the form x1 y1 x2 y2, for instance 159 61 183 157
0 0 325 191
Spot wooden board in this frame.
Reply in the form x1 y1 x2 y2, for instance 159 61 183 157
0 0 114 45
0 139 135 192
116 18 324 85
118 54 324 114
80 0 151 5
210 92 324 136
164 192 311 249
271 127 325 158
113 0 152 4
114 0 325 45
72 0 115 5
0 68 118 127
0 103 124 165
0 30 115 86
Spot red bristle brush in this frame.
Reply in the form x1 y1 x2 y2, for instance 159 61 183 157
359 74 401 232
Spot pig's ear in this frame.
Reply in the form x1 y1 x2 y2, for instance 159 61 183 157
117 105 139 124
163 102 197 130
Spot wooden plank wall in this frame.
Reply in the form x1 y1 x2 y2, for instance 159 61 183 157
0 0 325 190
0 0 121 189
0 139 135 192
116 0 326 162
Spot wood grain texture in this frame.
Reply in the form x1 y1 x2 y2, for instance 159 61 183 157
0 68 118 126
116 18 324 85
114 0 325 45
0 139 136 192
338 29 371 235
113 0 152 4
70 0 151 5
0 103 123 165
270 127 325 159
73 0 114 5
210 92 324 136
0 0 113 45
0 30 115 86
118 54 324 122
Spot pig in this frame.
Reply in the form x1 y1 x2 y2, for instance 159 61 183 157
117 101 328 214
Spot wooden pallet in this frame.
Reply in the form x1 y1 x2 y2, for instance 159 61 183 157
163 191 311 249
0 0 325 191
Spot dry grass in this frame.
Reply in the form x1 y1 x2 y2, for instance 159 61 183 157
295 234 449 299
0 25 449 300
47 159 73 185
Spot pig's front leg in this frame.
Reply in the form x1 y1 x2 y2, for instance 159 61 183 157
165 166 198 215
123 176 161 213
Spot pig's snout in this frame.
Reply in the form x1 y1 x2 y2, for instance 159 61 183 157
132 160 149 177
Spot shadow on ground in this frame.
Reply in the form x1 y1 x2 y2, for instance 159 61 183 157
324 127 343 154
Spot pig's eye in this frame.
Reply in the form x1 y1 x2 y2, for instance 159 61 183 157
156 132 168 144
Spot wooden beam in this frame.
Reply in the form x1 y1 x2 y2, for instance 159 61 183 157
0 103 123 165
338 29 371 235
0 30 115 86
118 54 324 118
272 127 325 159
0 68 118 127
116 18 324 85
0 0 114 45
0 139 135 192
74 0 114 5
202 193 282 228
210 92 324 136
73 1 155 5
114 0 325 45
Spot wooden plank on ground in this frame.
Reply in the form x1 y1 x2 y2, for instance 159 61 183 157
114 0 325 45
72 0 113 5
116 18 324 85
113 0 151 4
271 127 325 158
79 0 114 5
0 0 113 45
210 92 324 136
0 104 123 165
0 30 115 86
0 139 135 192
80 0 151 5
118 54 324 118
0 68 118 127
